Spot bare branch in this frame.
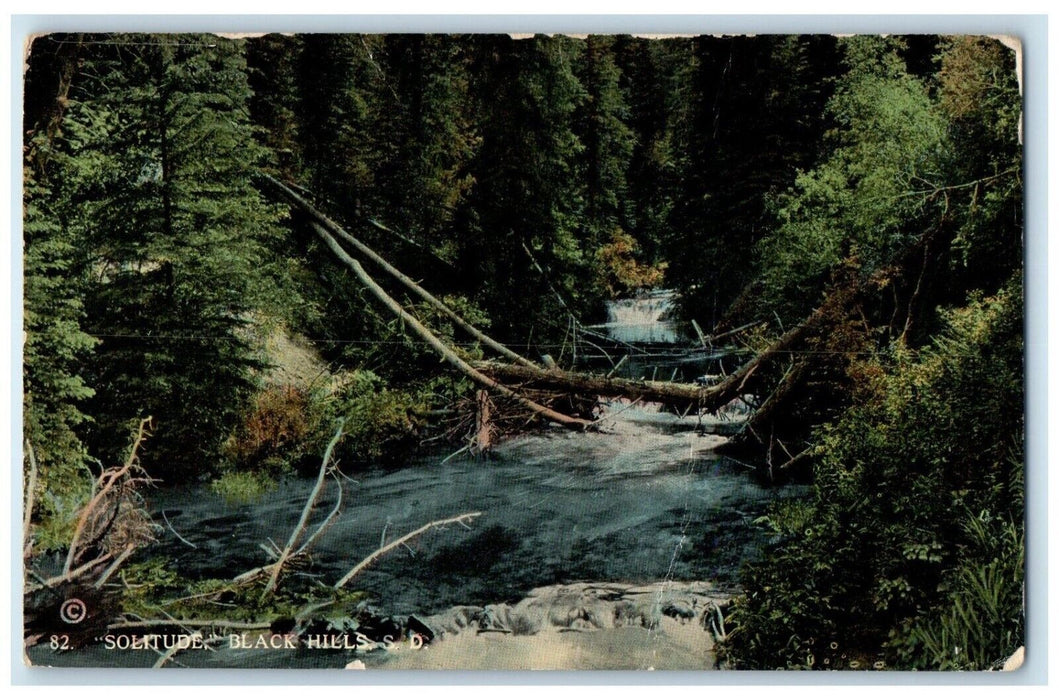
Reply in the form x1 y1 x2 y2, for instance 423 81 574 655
161 510 196 549
95 544 137 588
64 417 152 576
334 511 483 589
23 438 39 556
295 473 344 556
262 421 345 598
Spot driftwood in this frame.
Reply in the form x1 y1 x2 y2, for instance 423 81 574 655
262 175 540 370
94 544 137 589
334 511 482 589
261 421 345 597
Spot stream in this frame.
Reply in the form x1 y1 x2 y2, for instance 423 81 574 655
27 293 803 669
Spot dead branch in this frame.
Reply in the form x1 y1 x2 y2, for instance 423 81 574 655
262 175 540 369
590 397 644 427
153 635 198 669
232 552 313 586
307 220 592 430
64 417 153 576
263 421 345 597
161 510 196 549
23 438 39 556
41 552 113 589
94 544 137 589
738 361 810 445
295 473 344 556
476 285 850 414
474 389 494 455
700 320 766 347
334 511 483 589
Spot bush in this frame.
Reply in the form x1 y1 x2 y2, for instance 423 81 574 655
313 370 426 467
226 384 313 474
594 228 667 298
722 278 1023 670
209 470 278 505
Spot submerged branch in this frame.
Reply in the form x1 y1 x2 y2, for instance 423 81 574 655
334 511 483 589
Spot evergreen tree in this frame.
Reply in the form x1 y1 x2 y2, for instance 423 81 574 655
59 35 283 480
666 35 838 328
246 33 305 180
455 35 591 343
371 34 477 265
22 35 97 549
612 36 685 264
297 34 382 218
573 35 635 252
23 172 97 548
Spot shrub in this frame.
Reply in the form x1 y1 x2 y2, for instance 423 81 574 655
209 470 278 505
594 228 667 298
227 384 313 474
722 278 1023 669
313 370 426 467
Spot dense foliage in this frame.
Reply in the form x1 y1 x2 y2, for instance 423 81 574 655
23 32 1023 669
725 283 1023 669
720 36 1023 669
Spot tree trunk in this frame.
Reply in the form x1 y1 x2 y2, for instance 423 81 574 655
262 174 540 369
476 313 814 413
306 220 592 430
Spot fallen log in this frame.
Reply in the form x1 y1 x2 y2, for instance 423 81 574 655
475 312 815 413
307 220 592 430
736 360 810 445
262 175 540 370
262 174 846 423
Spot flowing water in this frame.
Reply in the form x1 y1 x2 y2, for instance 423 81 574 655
28 292 799 669
597 289 681 345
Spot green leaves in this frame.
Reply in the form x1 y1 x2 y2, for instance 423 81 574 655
26 35 284 481
725 279 1024 669
757 38 949 323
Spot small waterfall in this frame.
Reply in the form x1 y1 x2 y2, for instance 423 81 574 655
602 290 680 344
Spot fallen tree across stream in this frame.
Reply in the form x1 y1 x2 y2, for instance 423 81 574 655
260 174 835 424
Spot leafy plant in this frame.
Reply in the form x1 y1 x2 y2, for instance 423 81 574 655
723 280 1024 669
209 470 278 505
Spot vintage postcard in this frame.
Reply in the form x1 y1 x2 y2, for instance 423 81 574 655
21 31 1025 671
